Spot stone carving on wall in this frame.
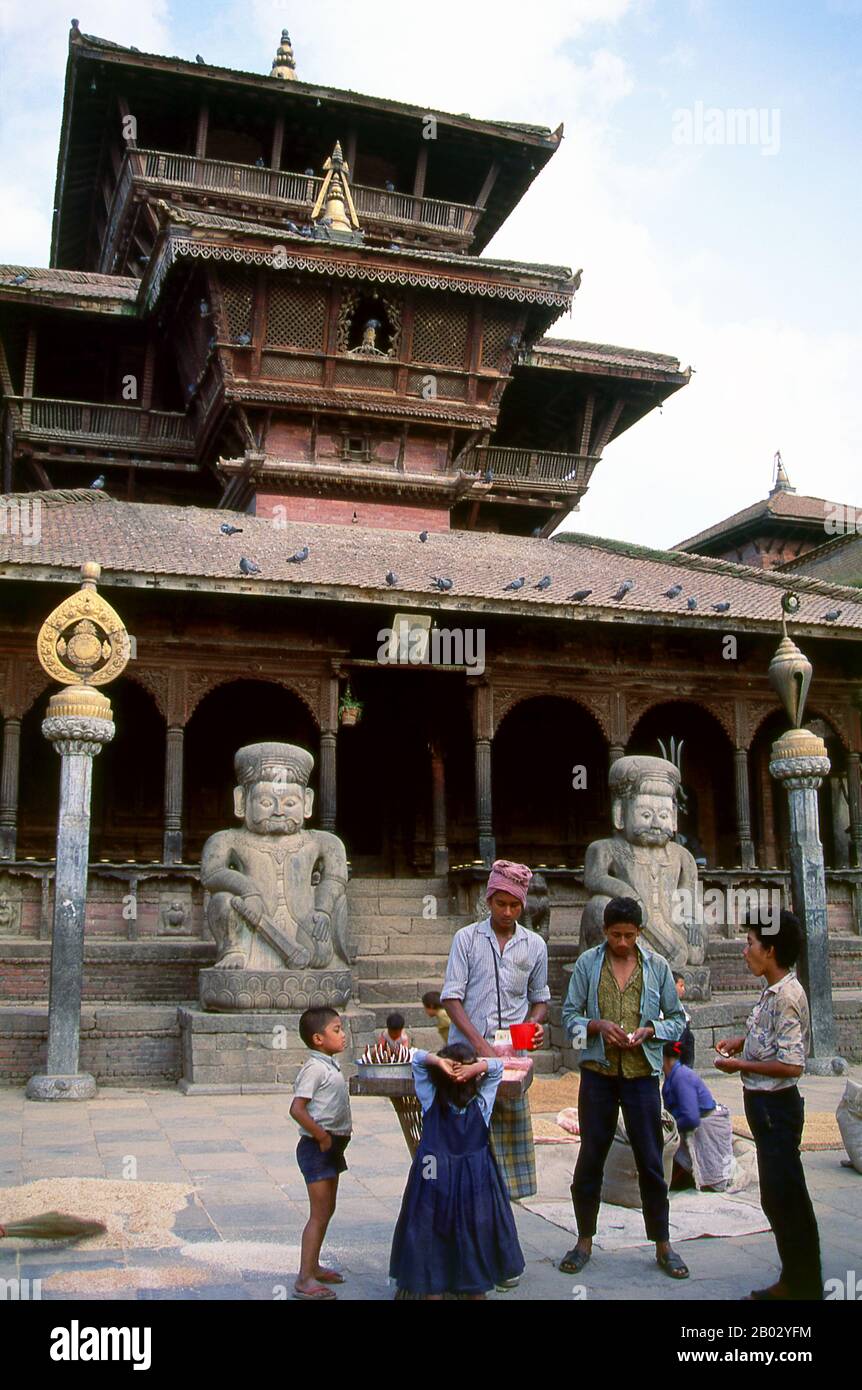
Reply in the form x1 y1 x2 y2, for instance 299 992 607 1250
199 741 353 1010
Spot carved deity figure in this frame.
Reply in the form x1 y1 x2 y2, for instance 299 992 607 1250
201 743 353 972
580 755 705 970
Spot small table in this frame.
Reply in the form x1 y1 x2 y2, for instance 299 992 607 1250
349 1064 533 1157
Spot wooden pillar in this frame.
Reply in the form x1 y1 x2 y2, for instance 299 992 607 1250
0 716 21 860
412 143 428 220
759 752 778 867
22 327 37 428
733 748 756 869
319 673 339 832
430 742 448 875
195 104 209 160
163 726 184 864
846 751 862 868
608 744 625 767
473 683 495 865
271 114 284 171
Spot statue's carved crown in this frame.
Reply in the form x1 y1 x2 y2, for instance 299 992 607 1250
609 754 680 801
234 742 314 788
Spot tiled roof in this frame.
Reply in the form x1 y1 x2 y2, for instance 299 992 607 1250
0 267 138 305
532 339 684 372
3 493 861 635
675 490 856 552
157 206 574 282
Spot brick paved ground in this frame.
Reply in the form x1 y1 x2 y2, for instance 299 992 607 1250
0 1070 860 1302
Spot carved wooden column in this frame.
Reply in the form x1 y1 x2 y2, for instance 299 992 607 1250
163 727 184 864
318 673 339 833
733 748 756 869
608 744 625 767
847 751 862 868
472 682 495 865
0 715 21 860
430 741 448 876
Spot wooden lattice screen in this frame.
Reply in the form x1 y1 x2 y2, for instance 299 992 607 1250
266 283 329 350
218 269 255 338
411 293 471 368
481 309 515 369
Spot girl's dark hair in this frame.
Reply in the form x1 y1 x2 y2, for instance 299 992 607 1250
663 1040 683 1060
430 1042 481 1109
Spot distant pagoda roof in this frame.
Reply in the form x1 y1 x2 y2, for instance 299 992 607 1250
675 488 856 554
0 266 138 312
3 491 861 638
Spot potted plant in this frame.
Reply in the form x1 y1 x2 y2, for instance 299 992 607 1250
338 685 363 726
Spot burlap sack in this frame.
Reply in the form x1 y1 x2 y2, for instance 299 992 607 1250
836 1079 862 1174
600 1109 680 1209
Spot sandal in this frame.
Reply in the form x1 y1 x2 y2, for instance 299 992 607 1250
559 1246 591 1274
315 1269 345 1284
293 1282 337 1300
656 1249 689 1279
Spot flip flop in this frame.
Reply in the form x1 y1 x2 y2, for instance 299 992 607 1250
293 1283 337 1300
656 1250 689 1279
315 1269 345 1284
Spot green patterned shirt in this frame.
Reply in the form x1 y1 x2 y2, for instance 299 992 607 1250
582 953 652 1078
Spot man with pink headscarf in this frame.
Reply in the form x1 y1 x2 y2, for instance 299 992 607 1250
442 860 550 1209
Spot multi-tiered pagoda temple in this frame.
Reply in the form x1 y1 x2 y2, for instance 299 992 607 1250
1 26 860 1082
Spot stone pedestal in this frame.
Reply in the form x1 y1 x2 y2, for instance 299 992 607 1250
26 702 113 1102
199 966 352 1012
178 1005 377 1093
678 964 711 1002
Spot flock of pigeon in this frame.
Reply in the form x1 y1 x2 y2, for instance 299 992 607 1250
214 522 846 623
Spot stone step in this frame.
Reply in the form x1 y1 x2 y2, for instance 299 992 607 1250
354 954 452 980
348 877 450 896
0 1002 185 1085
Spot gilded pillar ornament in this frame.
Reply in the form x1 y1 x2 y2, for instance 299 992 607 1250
26 561 131 1101
767 592 843 1070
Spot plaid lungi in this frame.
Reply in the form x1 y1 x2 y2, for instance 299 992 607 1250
490 1093 537 1200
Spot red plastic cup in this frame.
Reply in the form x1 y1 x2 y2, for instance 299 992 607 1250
509 1022 538 1051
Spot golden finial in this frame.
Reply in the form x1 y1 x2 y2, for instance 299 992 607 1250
271 30 297 81
311 142 360 234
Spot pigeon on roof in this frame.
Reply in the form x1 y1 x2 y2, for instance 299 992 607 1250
687 596 698 610
11 271 28 285
665 583 683 599
824 609 842 622
612 580 634 600
220 523 243 536
90 475 106 490
385 571 398 586
713 601 731 613
239 557 261 576
419 530 429 542
504 577 525 591
535 576 552 590
431 576 453 591
568 589 592 602
287 546 309 563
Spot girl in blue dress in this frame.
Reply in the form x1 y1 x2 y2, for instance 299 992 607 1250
389 1043 525 1299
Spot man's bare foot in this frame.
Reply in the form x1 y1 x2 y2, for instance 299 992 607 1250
314 1267 345 1284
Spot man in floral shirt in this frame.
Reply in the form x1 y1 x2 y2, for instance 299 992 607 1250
715 910 821 1301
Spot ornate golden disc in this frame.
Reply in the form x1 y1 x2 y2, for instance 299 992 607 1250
36 563 131 688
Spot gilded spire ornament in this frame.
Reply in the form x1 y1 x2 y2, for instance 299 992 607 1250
311 142 361 238
37 560 131 726
270 30 297 81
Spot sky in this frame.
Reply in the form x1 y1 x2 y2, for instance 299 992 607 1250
0 0 860 547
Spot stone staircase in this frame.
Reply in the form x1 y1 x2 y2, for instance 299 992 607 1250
349 876 563 1072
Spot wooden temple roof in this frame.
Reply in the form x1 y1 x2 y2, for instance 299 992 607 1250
675 488 859 553
0 267 138 312
3 491 861 639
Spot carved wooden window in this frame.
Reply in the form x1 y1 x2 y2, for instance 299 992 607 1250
481 309 516 369
336 290 401 358
265 283 329 350
218 269 254 338
411 293 470 368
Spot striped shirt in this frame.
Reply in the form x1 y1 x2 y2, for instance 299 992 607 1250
441 918 550 1047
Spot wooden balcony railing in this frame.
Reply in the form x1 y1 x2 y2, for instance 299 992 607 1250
460 445 599 494
8 397 196 454
106 149 482 245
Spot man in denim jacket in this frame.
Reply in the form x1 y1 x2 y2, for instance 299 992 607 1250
559 897 689 1279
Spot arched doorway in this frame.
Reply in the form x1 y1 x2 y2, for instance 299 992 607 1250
492 697 608 866
627 701 736 868
337 669 473 875
90 678 165 861
16 689 59 859
183 680 318 862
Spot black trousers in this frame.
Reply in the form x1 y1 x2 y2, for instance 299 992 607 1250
572 1067 670 1242
743 1086 823 1300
